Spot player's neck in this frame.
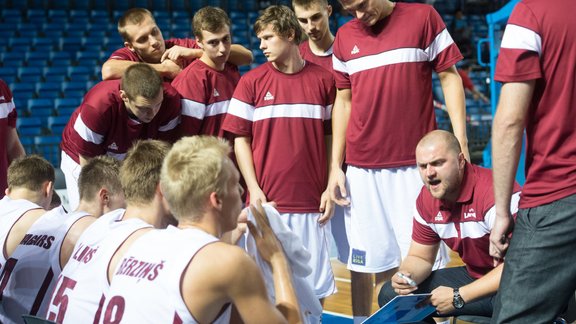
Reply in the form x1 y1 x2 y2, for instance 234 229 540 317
178 216 221 238
124 202 166 229
379 0 396 20
7 189 46 208
272 50 306 74
75 200 103 218
200 55 226 72
308 32 334 56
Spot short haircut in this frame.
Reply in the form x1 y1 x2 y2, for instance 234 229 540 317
192 6 231 40
120 140 171 205
254 5 304 45
292 0 329 9
118 8 155 42
161 136 232 221
78 156 122 202
417 130 462 155
121 63 163 101
7 155 54 192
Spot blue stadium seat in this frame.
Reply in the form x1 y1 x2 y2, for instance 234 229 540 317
27 98 56 119
18 67 44 83
0 67 17 77
1 9 23 23
90 10 109 23
47 9 68 21
16 117 43 136
47 116 70 135
32 38 57 50
43 66 69 80
60 36 84 52
55 98 80 116
36 83 62 99
19 136 35 154
62 81 87 93
67 66 93 82
76 51 102 66
2 51 25 66
11 83 37 100
69 10 89 22
34 135 62 166
152 0 169 11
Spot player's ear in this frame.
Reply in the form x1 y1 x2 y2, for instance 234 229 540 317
327 5 333 17
124 41 135 52
209 192 222 210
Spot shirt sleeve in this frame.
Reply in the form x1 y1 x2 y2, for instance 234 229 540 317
332 34 352 90
221 76 254 138
494 2 542 82
425 7 463 72
156 83 182 143
172 67 205 136
107 47 139 61
412 202 441 245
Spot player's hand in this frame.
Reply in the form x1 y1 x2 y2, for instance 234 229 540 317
430 286 455 315
391 272 418 295
247 200 285 266
489 210 514 266
248 187 268 206
159 59 183 79
328 168 349 206
318 189 334 226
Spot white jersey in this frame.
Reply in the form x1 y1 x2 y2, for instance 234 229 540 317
104 226 230 324
46 209 151 323
0 206 89 323
0 196 43 266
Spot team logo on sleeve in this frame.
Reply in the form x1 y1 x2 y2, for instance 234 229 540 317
434 211 443 221
351 249 366 266
264 91 275 101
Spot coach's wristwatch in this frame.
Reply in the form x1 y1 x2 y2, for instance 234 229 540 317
453 288 465 309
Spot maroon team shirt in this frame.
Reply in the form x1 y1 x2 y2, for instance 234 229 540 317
332 3 463 169
495 0 576 208
222 62 335 213
413 163 521 278
0 80 17 193
171 60 240 137
61 80 181 163
299 41 334 72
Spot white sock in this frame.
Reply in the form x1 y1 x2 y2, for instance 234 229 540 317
435 320 450 324
353 316 368 324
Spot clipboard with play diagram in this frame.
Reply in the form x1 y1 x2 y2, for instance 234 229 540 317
362 293 436 324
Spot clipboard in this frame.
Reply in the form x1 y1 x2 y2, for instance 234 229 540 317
362 293 436 323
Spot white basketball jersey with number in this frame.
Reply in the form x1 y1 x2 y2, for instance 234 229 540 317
46 209 151 323
0 196 43 267
104 226 230 324
0 207 89 324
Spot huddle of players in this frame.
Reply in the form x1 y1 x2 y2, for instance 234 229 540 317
1 0 478 322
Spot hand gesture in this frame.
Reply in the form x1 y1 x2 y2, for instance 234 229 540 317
247 200 285 266
318 189 334 226
489 211 514 266
391 272 418 295
430 286 455 315
328 168 350 206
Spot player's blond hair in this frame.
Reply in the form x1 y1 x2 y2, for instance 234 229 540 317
192 6 231 40
160 136 232 221
7 155 54 192
117 8 156 42
120 140 171 205
254 5 304 45
78 156 122 202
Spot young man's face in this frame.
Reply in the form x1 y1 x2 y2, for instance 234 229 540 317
121 90 164 124
124 15 166 63
340 0 386 27
294 3 332 42
198 26 232 69
257 24 293 64
416 141 465 202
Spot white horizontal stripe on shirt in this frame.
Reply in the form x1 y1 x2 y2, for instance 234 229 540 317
0 100 15 118
325 104 333 121
159 115 180 132
227 98 255 121
501 24 542 55
181 99 205 119
343 48 428 76
425 28 455 62
74 114 104 145
205 100 230 117
253 104 326 122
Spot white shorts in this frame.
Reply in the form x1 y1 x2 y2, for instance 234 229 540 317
60 151 81 211
280 212 337 299
345 165 449 273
